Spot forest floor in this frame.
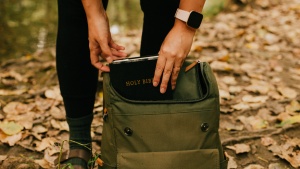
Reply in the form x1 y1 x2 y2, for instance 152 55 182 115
1 0 300 168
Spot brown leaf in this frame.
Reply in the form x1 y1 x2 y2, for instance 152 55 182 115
277 86 298 99
231 103 250 111
50 119 69 131
226 153 238 169
3 102 33 115
261 137 276 147
0 121 23 135
35 137 57 152
2 132 22 146
285 100 300 113
0 155 7 163
32 125 48 134
242 95 269 103
49 106 65 120
34 159 52 169
226 143 251 154
244 164 264 169
45 87 63 101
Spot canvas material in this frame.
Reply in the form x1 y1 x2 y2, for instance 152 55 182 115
100 62 228 169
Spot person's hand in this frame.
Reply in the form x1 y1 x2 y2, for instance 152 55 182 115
87 13 127 72
153 22 196 93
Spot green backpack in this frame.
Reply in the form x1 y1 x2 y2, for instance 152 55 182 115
100 60 228 169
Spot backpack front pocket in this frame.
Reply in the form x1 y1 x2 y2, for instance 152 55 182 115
117 149 219 169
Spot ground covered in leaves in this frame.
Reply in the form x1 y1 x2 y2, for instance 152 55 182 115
1 0 300 168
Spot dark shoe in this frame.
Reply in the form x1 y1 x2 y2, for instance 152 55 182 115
54 149 93 169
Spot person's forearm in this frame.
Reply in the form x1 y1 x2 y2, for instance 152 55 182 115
179 0 206 13
81 0 106 20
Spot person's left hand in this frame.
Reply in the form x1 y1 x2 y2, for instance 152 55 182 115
153 23 196 94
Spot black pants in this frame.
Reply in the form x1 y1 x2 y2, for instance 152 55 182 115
56 0 179 118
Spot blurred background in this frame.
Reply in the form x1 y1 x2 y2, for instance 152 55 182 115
0 0 228 61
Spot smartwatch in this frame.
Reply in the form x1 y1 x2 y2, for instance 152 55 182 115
175 8 203 29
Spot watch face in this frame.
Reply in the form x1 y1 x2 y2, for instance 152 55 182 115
187 11 203 29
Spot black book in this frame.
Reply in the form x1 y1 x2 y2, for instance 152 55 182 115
109 56 173 101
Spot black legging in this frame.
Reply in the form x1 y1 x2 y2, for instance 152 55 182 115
56 0 179 118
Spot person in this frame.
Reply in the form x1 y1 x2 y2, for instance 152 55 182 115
56 0 206 168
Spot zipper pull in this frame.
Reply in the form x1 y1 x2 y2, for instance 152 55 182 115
103 107 108 121
185 60 200 72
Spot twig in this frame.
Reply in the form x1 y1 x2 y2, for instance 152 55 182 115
222 123 300 145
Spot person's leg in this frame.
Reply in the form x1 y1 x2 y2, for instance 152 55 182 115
56 0 108 167
140 0 180 56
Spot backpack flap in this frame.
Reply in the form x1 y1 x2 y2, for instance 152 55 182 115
109 57 208 102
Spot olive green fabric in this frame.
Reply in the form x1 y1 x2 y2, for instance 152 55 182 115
100 62 228 169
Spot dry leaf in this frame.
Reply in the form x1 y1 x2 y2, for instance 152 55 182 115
244 164 264 169
242 95 269 103
35 137 57 152
245 85 269 94
285 100 300 113
49 106 65 120
238 116 269 131
226 143 251 154
210 61 233 71
0 121 24 135
32 125 48 134
268 163 290 169
34 159 52 169
279 115 300 127
3 102 32 115
220 121 244 131
226 153 238 169
45 87 63 101
261 137 276 147
231 102 250 111
0 155 7 162
50 119 69 131
2 132 22 146
0 89 27 96
277 86 298 99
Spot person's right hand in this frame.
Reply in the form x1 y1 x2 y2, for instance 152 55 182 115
82 0 127 72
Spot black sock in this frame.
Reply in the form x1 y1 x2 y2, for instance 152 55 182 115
66 113 93 152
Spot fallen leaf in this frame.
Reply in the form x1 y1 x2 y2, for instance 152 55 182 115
245 85 270 94
220 121 244 131
32 125 48 134
277 86 298 99
50 119 69 131
279 115 300 127
34 159 52 169
244 164 264 169
0 155 7 162
45 87 63 101
2 132 22 146
226 143 251 154
231 103 250 111
3 102 33 115
0 89 27 96
285 100 300 113
210 61 233 71
242 95 269 103
261 137 276 147
226 153 238 169
35 137 58 152
221 76 237 85
268 163 290 169
0 121 24 135
49 106 65 120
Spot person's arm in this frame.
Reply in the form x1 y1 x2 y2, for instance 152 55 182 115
153 0 206 93
81 0 127 72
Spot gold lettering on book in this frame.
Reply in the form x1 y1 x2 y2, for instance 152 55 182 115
125 78 152 86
